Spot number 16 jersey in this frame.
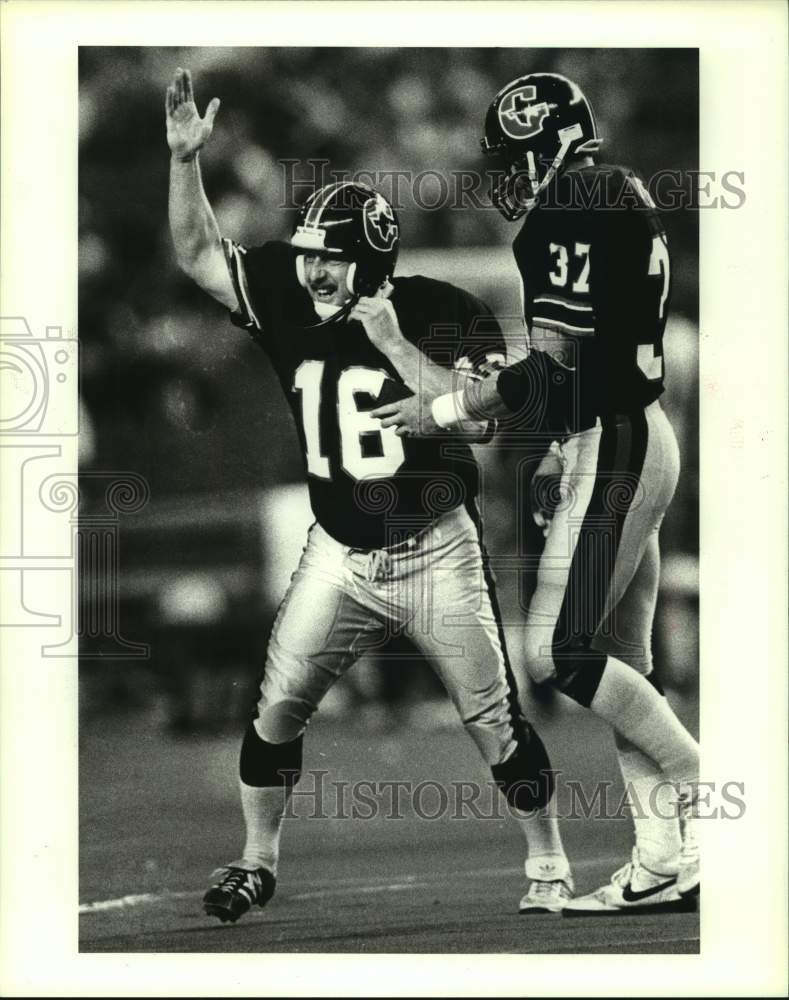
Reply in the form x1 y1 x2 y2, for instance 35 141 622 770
224 239 505 549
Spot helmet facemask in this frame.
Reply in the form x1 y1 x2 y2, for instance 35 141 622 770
481 73 603 221
487 123 602 221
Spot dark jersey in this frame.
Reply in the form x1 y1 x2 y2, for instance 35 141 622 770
512 164 671 432
225 239 505 549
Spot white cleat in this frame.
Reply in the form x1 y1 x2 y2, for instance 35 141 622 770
677 852 699 898
519 856 574 914
562 848 694 916
677 788 700 898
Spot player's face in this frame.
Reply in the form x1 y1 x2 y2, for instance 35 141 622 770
303 253 352 307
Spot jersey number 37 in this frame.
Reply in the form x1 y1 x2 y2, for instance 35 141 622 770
293 360 405 480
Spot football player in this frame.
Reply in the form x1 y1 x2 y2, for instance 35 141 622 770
166 67 575 923
372 73 700 913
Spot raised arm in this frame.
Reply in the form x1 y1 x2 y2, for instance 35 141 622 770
166 67 237 310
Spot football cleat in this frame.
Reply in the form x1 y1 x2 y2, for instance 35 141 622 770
677 789 700 898
519 856 574 914
202 862 276 923
562 848 694 916
677 846 699 898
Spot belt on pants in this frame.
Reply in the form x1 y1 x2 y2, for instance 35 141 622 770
346 506 465 583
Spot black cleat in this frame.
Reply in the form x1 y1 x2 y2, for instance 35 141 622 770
203 863 276 923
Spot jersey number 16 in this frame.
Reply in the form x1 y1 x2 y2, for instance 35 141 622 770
293 360 406 480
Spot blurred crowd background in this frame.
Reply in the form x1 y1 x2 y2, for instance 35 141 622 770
79 47 698 731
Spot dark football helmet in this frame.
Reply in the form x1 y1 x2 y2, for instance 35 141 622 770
291 181 400 299
481 73 603 220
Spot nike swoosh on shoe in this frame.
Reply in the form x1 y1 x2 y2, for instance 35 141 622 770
621 877 677 902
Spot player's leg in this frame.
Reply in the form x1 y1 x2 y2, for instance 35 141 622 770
585 406 700 849
563 532 689 914
596 533 683 873
524 406 697 794
590 406 699 899
204 523 384 922
404 505 572 913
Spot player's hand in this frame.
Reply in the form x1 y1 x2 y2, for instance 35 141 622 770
349 297 404 352
530 447 565 536
372 393 440 438
166 67 220 162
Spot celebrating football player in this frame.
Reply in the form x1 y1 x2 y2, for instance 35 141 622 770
166 67 576 923
373 73 700 914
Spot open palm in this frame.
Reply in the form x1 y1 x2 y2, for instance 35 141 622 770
165 67 220 161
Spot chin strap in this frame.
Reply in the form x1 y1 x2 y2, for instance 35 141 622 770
312 301 345 320
294 253 356 329
293 256 394 329
527 123 585 204
305 294 359 330
494 124 604 221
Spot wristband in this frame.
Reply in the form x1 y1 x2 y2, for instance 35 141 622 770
431 389 469 430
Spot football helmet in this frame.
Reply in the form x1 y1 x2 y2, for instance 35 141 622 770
291 181 400 299
481 73 603 220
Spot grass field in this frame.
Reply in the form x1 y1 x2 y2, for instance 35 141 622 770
79 691 699 955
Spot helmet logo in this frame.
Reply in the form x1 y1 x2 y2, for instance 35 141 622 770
499 85 551 140
363 195 398 252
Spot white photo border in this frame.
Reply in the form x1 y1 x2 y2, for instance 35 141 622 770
1 1 787 995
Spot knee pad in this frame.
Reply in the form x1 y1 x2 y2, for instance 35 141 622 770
491 723 555 811
551 653 660 706
549 637 607 707
239 720 303 788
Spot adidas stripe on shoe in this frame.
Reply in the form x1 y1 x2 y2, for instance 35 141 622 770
519 855 574 914
203 862 276 923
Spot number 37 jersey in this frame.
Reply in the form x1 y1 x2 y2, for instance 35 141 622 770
224 240 505 549
514 164 672 426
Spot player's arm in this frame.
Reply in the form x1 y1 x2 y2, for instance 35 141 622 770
350 297 455 398
430 331 567 430
361 293 498 437
352 296 473 436
429 372 509 427
166 67 237 311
